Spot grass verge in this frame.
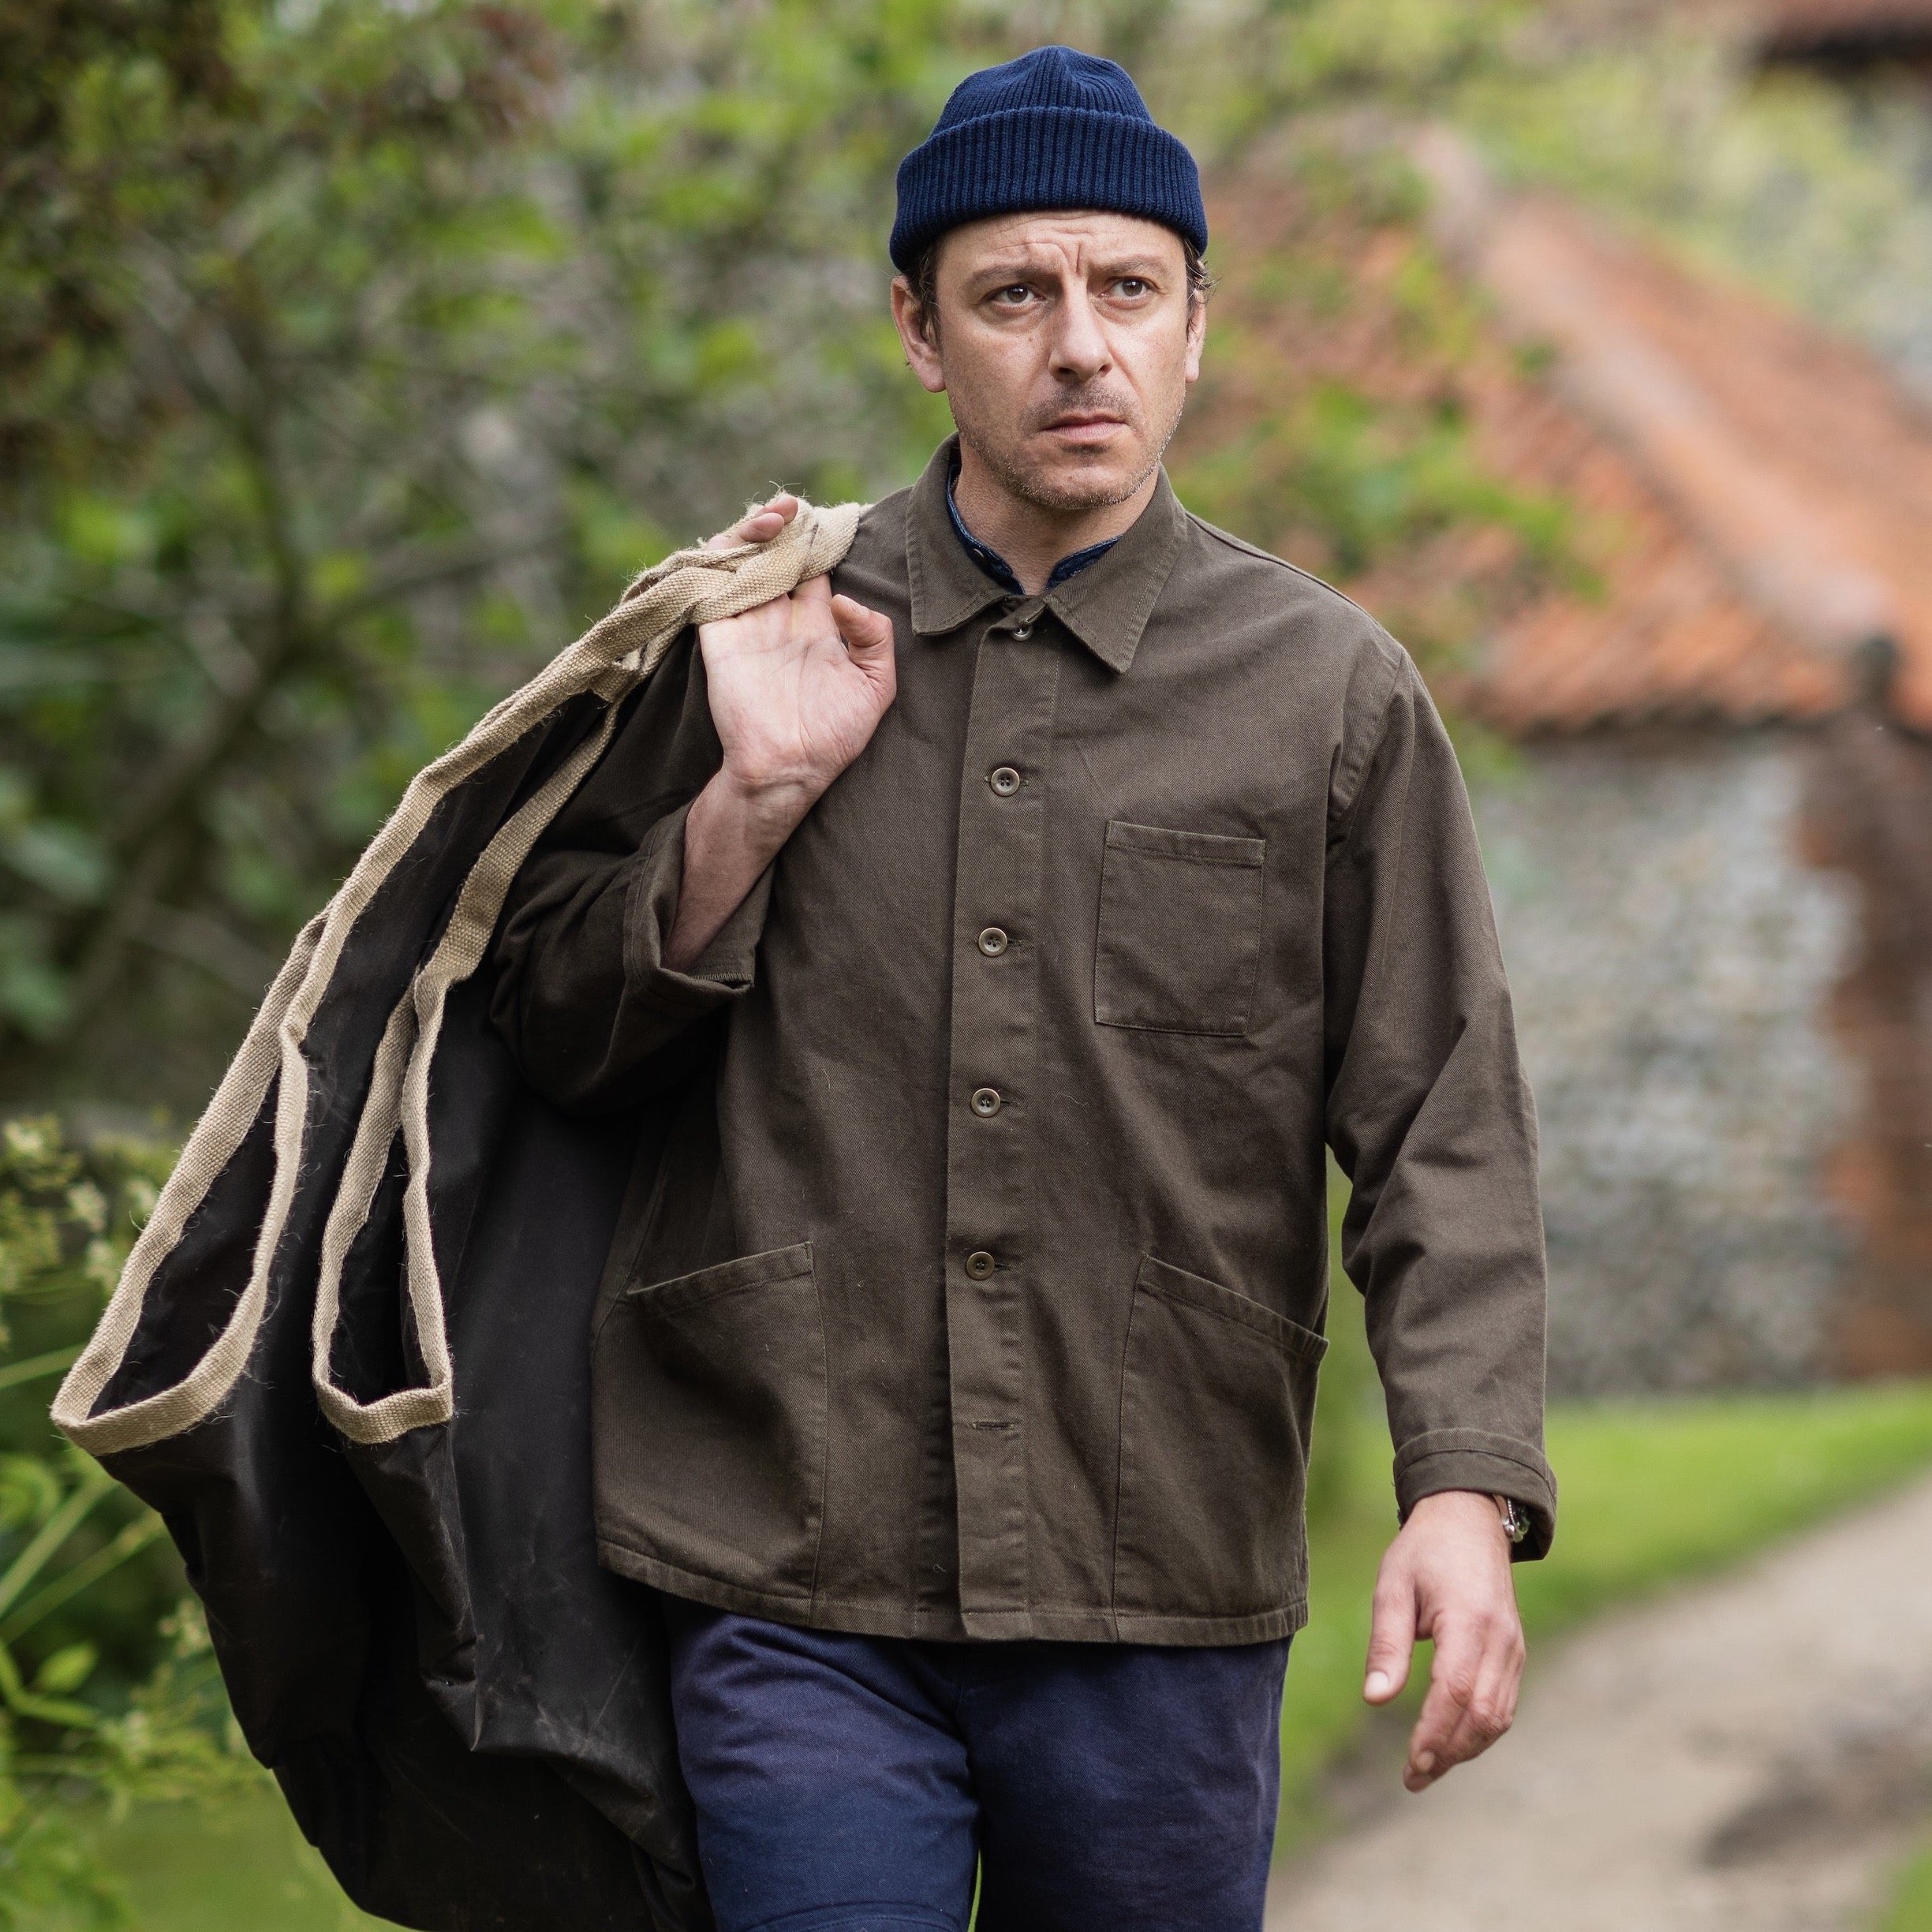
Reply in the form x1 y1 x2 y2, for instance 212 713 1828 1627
84 1779 388 1930
1881 1842 1932 1932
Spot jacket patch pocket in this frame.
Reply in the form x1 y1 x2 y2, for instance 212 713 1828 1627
1094 820 1266 1035
1112 1254 1326 1622
592 1242 826 1604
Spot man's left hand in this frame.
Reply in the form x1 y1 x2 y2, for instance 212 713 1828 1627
1362 1489 1525 1792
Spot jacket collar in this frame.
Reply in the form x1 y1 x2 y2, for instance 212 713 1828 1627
906 435 1185 675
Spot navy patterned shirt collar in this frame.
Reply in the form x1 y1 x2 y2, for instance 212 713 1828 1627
944 454 1119 596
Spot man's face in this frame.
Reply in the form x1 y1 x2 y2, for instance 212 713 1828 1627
891 210 1205 513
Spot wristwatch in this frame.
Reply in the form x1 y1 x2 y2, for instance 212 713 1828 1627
1493 1494 1531 1546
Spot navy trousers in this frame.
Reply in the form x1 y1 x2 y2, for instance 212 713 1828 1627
661 1599 1289 1932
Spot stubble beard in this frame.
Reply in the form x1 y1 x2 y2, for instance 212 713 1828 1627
956 379 1188 515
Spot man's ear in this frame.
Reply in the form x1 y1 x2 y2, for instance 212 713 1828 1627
890 275 947 395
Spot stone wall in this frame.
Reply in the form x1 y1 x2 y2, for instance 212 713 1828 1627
1472 731 1860 1392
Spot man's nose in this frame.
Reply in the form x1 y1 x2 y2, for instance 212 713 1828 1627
1046 289 1111 383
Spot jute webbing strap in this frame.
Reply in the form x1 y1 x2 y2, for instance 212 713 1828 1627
54 503 865 1456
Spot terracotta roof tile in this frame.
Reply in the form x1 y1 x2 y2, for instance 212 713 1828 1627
1179 149 1932 733
1418 129 1932 730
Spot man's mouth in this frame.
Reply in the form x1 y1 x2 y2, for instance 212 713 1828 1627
1041 414 1126 444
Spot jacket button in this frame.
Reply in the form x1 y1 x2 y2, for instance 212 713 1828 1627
965 1250 996 1280
988 765 1022 797
1011 622 1033 640
970 1086 1002 1117
977 926 1009 957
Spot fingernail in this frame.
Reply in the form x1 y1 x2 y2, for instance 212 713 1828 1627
1415 1751 1435 1773
1365 1672 1391 1698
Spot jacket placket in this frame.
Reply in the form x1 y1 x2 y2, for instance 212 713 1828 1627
941 602 1063 1637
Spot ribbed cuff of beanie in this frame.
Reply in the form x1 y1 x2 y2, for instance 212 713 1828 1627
890 106 1206 270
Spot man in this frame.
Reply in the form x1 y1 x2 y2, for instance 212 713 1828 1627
491 43 1553 1932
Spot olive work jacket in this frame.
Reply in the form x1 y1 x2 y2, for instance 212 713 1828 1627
490 437 1556 1647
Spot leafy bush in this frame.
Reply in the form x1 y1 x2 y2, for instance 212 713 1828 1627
0 0 962 1110
0 1117 251 1931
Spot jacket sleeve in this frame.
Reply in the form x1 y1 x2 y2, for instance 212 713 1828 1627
489 636 773 1114
1322 641 1557 1558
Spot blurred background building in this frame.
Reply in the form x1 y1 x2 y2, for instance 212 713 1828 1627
1423 129 1932 1390
1185 61 1932 1394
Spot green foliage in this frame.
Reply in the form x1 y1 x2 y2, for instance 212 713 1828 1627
1261 0 1527 114
1177 372 1568 585
1448 18 1932 391
1157 0 1527 152
0 1122 121 1328
0 0 962 1104
0 1116 247 1931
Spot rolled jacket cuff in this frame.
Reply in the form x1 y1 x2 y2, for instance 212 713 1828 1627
1392 1428 1557 1562
622 801 772 1016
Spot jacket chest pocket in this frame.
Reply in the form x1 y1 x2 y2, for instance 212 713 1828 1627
1094 820 1267 1035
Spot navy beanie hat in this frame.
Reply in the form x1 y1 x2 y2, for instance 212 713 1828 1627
890 45 1207 272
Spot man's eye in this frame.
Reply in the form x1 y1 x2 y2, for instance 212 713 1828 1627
994 284 1033 304
1116 278 1149 297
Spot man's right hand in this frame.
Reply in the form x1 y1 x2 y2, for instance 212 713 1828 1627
663 495 895 973
697 562 897 822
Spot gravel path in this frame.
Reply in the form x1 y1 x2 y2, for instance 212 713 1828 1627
1267 1474 1932 1932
